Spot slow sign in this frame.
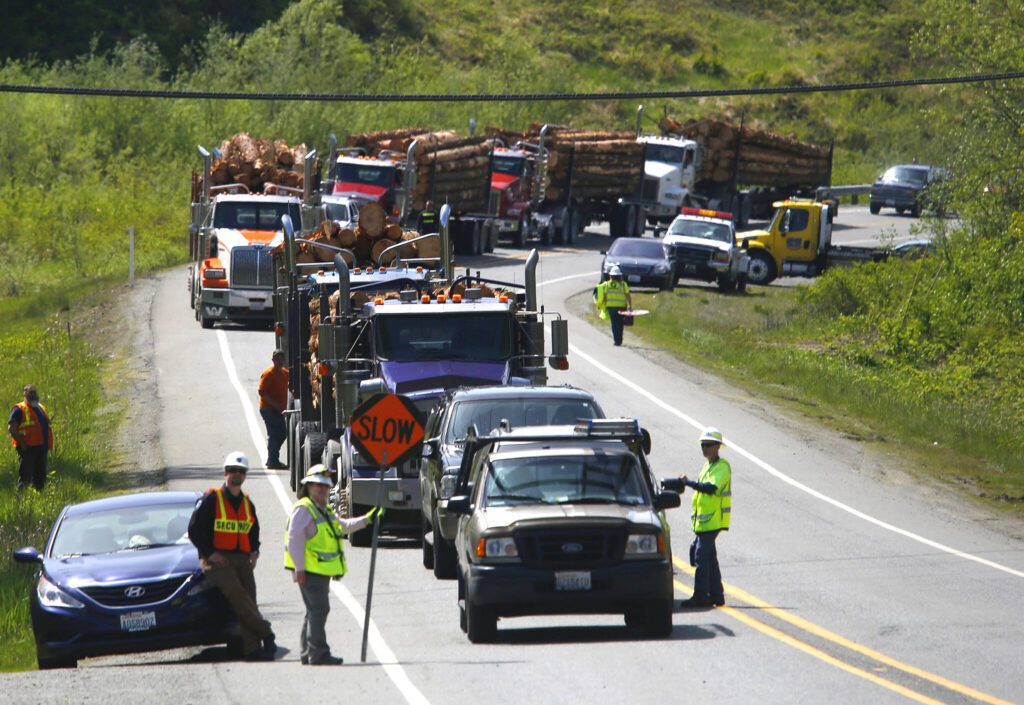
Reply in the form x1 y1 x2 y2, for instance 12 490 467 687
349 393 425 467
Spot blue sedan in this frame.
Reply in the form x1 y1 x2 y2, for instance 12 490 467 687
13 491 236 669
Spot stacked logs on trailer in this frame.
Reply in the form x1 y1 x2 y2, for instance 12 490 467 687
204 133 315 194
524 126 644 203
662 116 830 188
305 279 516 408
345 129 494 213
294 201 438 270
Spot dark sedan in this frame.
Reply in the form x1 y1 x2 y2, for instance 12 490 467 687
13 491 235 669
600 238 675 291
869 164 944 217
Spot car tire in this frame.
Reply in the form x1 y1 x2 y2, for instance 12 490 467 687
422 514 434 570
660 274 674 292
465 587 497 643
869 202 881 215
746 251 777 286
432 508 458 580
37 653 77 670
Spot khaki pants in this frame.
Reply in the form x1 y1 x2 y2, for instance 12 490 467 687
202 552 273 655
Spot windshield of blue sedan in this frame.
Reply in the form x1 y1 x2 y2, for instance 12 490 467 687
608 239 667 258
375 312 513 362
50 502 197 557
483 453 647 506
445 399 601 443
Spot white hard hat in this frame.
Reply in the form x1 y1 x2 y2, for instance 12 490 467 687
301 464 333 486
608 264 623 277
698 427 725 446
223 451 250 470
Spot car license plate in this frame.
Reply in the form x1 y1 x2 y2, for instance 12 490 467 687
250 299 266 311
555 571 591 591
120 610 156 632
627 275 640 283
885 199 895 206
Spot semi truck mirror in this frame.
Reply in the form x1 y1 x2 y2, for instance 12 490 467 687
549 319 568 357
440 204 451 229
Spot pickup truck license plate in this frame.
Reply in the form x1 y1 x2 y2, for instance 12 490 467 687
120 611 156 632
555 571 591 591
885 199 895 207
250 299 266 311
627 275 641 284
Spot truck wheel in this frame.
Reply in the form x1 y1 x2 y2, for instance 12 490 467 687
869 202 881 215
910 202 921 218
660 274 675 292
465 588 497 643
200 315 214 329
303 432 328 486
422 514 434 570
540 223 553 246
295 422 319 491
570 208 583 242
484 222 496 253
634 206 647 238
432 508 458 580
513 217 526 248
746 252 777 286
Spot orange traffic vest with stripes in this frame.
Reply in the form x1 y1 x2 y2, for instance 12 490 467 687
10 402 54 449
211 487 255 552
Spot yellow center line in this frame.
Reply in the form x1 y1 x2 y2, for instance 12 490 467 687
672 557 1013 705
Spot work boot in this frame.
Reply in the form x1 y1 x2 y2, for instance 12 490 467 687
309 654 344 666
678 597 715 609
263 633 277 655
266 460 287 470
244 648 275 662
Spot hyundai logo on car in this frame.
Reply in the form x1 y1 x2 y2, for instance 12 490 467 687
561 543 583 554
124 586 146 598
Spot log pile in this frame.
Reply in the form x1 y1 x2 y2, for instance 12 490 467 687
524 126 644 202
345 129 495 212
664 117 830 188
208 133 314 193
294 201 425 269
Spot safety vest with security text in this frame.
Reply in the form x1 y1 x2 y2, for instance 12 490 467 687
283 497 347 577
691 458 731 532
211 487 255 552
10 402 53 450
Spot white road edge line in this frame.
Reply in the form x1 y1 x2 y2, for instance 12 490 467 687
215 330 431 705
567 341 1024 579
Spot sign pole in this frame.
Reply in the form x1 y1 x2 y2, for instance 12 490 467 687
360 450 387 663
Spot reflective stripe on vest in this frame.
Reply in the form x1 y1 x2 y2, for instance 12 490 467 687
283 497 347 577
691 458 732 532
11 402 52 449
212 488 254 552
598 280 629 309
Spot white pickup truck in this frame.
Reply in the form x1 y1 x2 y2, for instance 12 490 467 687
662 207 749 292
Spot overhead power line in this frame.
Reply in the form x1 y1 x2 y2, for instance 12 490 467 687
1 71 1022 102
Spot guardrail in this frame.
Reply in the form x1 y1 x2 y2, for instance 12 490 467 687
816 184 871 205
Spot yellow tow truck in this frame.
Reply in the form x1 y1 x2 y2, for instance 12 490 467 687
739 198 889 285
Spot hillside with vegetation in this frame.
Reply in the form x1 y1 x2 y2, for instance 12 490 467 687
0 0 1022 669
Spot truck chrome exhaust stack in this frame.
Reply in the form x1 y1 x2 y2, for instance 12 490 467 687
525 248 539 312
440 204 453 281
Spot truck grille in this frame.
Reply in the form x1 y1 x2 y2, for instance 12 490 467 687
79 575 190 607
671 244 715 267
641 176 660 202
516 526 626 569
230 247 274 288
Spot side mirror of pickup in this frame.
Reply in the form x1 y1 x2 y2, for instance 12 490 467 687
653 491 681 511
422 438 439 460
447 496 471 515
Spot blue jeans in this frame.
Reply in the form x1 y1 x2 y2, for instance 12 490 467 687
692 529 723 602
260 408 287 464
608 308 625 345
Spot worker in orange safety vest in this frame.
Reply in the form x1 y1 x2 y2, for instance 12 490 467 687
8 384 54 491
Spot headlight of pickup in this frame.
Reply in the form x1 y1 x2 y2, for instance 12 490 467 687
37 575 84 609
711 251 731 264
653 262 670 273
475 535 519 562
624 532 664 558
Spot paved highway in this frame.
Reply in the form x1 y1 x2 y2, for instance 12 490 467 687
4 206 1019 705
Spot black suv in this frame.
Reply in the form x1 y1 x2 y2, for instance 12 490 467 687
446 419 681 642
418 385 604 579
869 164 945 217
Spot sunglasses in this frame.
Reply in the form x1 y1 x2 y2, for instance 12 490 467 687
225 467 248 474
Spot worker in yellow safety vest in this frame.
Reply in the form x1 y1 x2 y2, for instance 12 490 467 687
675 426 731 608
285 464 379 666
594 265 633 346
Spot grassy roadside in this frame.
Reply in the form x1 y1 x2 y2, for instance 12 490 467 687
0 282 146 671
606 281 1023 518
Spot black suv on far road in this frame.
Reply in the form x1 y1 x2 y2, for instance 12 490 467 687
869 164 945 217
418 385 604 579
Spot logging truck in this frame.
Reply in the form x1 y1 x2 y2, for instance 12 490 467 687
739 198 888 285
188 139 320 328
272 207 569 543
640 107 833 228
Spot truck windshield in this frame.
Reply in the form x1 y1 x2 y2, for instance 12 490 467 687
375 312 513 362
881 166 929 185
324 201 360 223
492 156 526 176
667 219 732 244
338 162 396 188
483 454 647 506
445 399 601 443
644 144 686 165
213 202 301 231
